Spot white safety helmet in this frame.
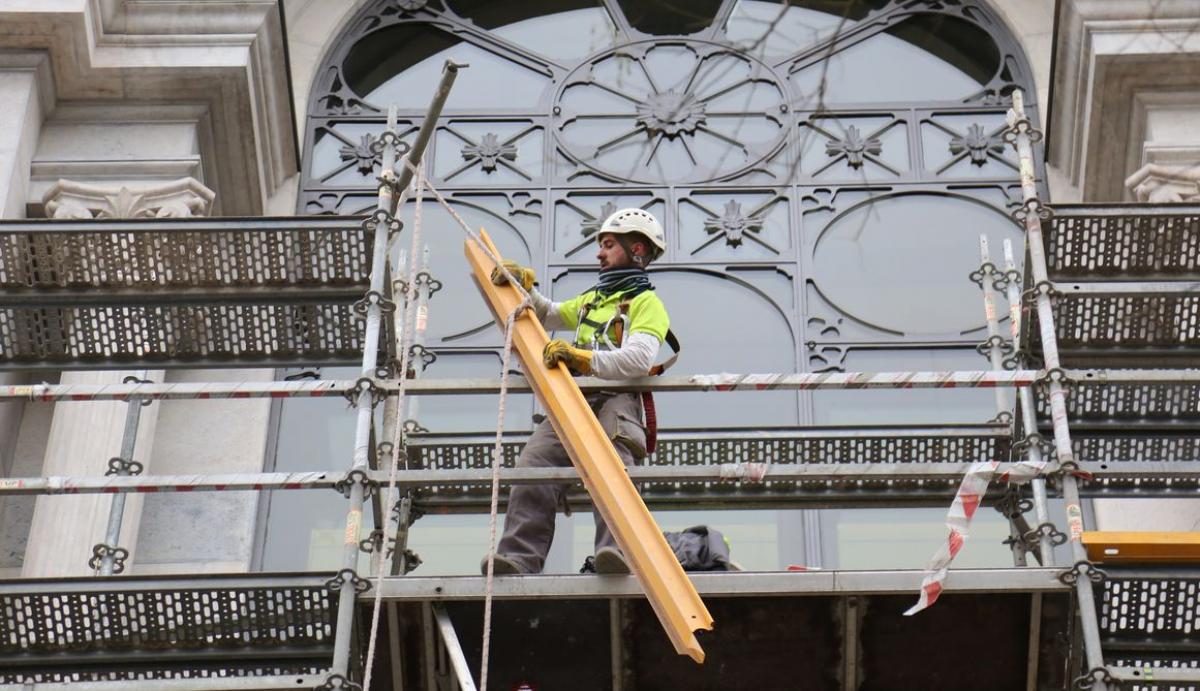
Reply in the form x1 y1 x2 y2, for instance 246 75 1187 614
599 208 666 266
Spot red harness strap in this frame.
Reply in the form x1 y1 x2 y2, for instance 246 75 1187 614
641 390 659 455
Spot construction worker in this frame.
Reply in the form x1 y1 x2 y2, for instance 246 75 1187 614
483 208 672 575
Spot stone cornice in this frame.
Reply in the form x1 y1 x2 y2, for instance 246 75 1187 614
1126 162 1200 202
1050 0 1200 200
0 0 296 215
42 176 215 218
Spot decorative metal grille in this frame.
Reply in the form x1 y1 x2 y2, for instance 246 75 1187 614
0 579 336 683
302 0 1044 428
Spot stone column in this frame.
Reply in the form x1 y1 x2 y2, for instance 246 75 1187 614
22 178 213 578
0 54 52 575
21 373 161 577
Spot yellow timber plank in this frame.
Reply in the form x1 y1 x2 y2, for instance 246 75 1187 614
1083 531 1200 563
465 230 713 663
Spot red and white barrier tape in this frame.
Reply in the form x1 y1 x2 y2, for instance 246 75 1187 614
904 460 998 615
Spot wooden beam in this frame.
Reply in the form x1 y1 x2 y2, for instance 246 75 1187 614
465 230 713 663
1083 531 1200 563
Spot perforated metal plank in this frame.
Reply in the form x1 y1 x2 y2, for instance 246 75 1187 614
1034 294 1200 360
1037 382 1200 423
0 217 383 369
0 574 336 684
1044 205 1200 280
0 217 370 295
406 426 1013 510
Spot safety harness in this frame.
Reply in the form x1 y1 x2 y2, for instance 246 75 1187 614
575 296 680 454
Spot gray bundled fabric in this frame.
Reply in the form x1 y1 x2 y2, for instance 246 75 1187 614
579 525 735 573
662 525 735 572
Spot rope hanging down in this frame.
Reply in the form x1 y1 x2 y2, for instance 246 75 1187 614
357 156 532 689
396 157 534 691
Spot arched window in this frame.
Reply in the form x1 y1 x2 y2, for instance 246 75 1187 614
273 0 1048 573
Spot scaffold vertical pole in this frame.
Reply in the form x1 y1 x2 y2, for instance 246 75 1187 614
1004 239 1054 567
976 235 1010 416
328 97 412 681
977 237 1026 567
95 375 149 576
1007 89 1106 688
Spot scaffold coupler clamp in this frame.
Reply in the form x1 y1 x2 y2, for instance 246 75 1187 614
316 673 363 691
121 375 156 406
344 377 386 407
105 457 144 476
1036 366 1077 398
1022 522 1067 550
408 343 438 371
1073 667 1115 690
352 290 398 320
1011 432 1054 461
994 488 1033 519
334 469 377 500
1022 279 1061 307
325 568 372 595
88 544 129 574
1010 197 1053 227
363 207 404 240
1048 458 1094 483
987 410 1014 426
1002 110 1044 144
968 260 998 288
975 334 1014 357
1058 560 1107 586
358 529 385 555
991 265 1022 292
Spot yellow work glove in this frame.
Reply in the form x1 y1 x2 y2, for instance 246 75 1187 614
490 260 536 292
543 339 593 375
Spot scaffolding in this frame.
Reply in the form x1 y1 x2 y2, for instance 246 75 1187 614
0 77 1198 689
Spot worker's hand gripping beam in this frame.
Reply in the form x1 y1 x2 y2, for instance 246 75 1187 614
465 230 714 663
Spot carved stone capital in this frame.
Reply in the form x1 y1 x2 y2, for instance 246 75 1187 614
42 178 216 219
1125 163 1200 203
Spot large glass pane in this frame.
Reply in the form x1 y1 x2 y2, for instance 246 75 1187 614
810 348 997 425
446 1 617 63
822 507 1012 569
345 25 551 111
393 194 539 346
261 367 377 572
724 0 884 62
809 192 1023 336
789 14 1000 105
490 7 618 62
617 0 722 36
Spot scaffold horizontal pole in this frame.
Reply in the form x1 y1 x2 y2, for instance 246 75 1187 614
364 568 1069 601
2 369 1195 402
0 675 329 691
1056 280 1200 296
3 461 1196 496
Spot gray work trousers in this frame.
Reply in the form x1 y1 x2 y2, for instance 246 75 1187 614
496 392 648 574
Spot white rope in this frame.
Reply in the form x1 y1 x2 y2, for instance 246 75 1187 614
479 303 524 691
361 161 426 689
353 156 531 689
400 157 531 690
